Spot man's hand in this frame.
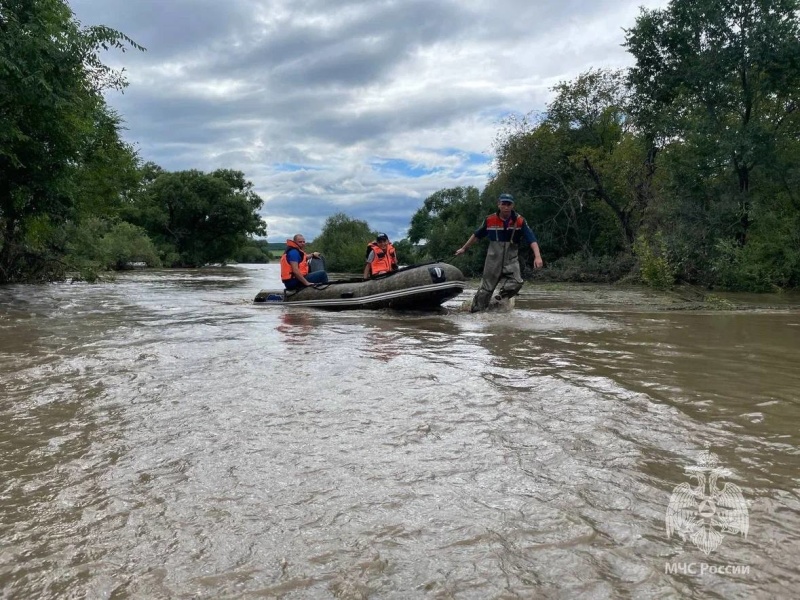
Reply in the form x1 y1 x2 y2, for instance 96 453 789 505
530 242 543 269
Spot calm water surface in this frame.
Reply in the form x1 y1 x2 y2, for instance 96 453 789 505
1 264 799 599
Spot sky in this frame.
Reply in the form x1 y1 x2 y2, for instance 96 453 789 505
68 0 668 243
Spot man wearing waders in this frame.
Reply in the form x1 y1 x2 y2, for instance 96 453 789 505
454 193 543 312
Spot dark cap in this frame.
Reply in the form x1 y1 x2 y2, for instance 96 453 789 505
376 233 389 241
498 193 515 204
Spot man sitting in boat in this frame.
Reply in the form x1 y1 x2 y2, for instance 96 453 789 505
280 234 329 290
363 233 398 279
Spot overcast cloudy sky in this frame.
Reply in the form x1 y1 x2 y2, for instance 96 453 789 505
69 0 668 243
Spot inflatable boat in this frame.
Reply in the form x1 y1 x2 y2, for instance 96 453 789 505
253 262 466 310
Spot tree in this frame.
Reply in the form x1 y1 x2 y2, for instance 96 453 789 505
129 169 266 267
232 238 271 264
0 0 143 282
546 69 652 252
66 218 161 277
391 238 419 266
408 187 486 275
491 77 639 266
72 108 141 221
492 118 580 258
312 213 373 272
625 0 800 244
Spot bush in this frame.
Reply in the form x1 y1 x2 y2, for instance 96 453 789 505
234 245 270 263
711 235 800 292
66 218 161 273
312 213 374 272
633 233 675 289
532 253 635 282
98 222 161 269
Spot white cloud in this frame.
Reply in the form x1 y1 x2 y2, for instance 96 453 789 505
70 0 669 243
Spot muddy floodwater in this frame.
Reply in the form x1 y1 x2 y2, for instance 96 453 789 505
1 263 799 599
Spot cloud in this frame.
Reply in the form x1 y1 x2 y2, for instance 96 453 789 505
70 0 669 242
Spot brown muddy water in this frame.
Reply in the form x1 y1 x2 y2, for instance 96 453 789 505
1 263 799 599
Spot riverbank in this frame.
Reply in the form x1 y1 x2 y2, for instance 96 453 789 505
53 261 800 312
519 281 800 312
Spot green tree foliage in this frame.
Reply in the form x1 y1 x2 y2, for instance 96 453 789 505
625 0 800 288
408 187 486 275
391 238 420 266
626 0 800 232
232 238 271 263
709 173 800 290
547 69 652 251
490 70 641 272
66 218 161 280
126 169 266 267
72 108 141 220
633 233 675 289
0 0 144 282
312 213 373 272
98 222 161 270
435 1 800 290
492 119 580 258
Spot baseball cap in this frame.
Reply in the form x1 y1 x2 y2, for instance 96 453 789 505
376 233 389 241
498 193 515 204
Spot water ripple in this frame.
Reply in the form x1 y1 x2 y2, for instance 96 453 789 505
1 266 798 598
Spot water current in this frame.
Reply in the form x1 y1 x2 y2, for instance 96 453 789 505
1 264 799 598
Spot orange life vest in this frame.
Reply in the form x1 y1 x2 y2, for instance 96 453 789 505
366 241 397 276
484 212 525 243
280 240 309 282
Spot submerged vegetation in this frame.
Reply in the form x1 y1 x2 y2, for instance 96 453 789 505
2 0 799 292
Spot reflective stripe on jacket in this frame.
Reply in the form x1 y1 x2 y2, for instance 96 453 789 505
366 242 397 276
280 240 309 282
483 213 525 243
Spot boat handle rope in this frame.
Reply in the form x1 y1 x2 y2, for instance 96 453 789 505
286 260 455 292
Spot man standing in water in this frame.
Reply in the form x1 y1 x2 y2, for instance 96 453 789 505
455 193 543 312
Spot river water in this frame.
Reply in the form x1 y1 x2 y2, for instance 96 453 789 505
1 263 799 599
